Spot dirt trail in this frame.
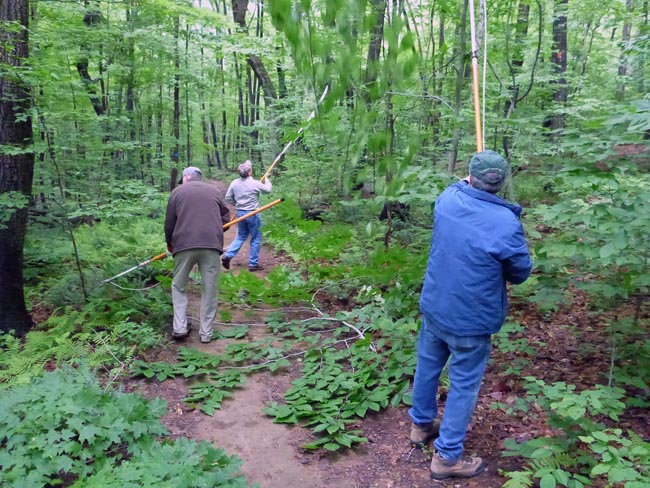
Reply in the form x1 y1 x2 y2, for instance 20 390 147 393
152 184 361 487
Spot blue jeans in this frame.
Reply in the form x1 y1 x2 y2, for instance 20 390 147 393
409 315 491 461
223 211 262 267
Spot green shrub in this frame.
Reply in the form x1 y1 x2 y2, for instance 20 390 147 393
501 378 650 488
0 367 251 488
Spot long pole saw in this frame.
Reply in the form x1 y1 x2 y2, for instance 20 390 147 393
260 85 329 183
102 198 285 284
468 0 484 152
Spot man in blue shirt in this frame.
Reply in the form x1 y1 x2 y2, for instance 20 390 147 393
409 150 533 480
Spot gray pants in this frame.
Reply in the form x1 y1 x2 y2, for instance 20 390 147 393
172 248 220 341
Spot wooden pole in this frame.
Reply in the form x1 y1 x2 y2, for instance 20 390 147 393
103 199 285 283
469 0 483 152
223 198 284 229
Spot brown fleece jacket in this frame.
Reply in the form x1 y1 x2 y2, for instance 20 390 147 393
164 181 231 254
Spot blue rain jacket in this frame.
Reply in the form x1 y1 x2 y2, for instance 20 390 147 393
419 181 532 336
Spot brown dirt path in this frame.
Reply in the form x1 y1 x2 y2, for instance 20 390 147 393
142 180 359 487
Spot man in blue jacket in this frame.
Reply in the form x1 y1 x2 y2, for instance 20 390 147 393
409 150 532 480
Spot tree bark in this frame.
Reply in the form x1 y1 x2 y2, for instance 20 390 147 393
171 16 180 165
503 1 530 156
617 0 634 102
0 0 35 336
232 0 277 104
448 0 469 174
549 0 568 134
76 8 106 116
365 0 386 100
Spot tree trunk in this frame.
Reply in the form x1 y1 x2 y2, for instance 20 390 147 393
232 0 277 104
185 23 192 163
448 0 469 174
171 16 180 165
617 0 633 102
505 2 530 116
549 0 568 134
638 1 648 95
364 0 386 103
503 1 530 156
0 0 35 336
76 8 106 116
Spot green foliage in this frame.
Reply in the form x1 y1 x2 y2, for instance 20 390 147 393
219 263 313 306
263 303 419 451
501 378 650 487
0 191 29 229
529 162 650 307
605 316 650 404
0 289 166 389
0 367 251 488
263 199 356 262
185 368 247 415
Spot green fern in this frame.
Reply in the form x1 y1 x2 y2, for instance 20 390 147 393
501 470 533 488
529 452 579 473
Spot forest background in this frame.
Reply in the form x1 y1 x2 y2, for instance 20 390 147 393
0 0 649 487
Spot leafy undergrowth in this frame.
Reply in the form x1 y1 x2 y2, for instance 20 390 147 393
0 367 252 488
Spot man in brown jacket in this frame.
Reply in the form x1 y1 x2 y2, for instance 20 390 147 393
164 166 231 343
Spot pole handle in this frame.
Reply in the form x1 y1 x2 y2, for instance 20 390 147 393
223 198 284 229
469 0 483 152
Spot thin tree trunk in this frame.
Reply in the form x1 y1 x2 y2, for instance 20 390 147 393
77 8 106 116
171 16 180 166
448 0 469 174
503 1 530 157
549 0 568 134
156 83 164 169
185 23 191 163
617 0 633 102
638 1 648 94
364 0 386 103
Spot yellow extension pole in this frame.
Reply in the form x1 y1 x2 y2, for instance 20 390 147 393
103 198 285 284
223 198 284 229
469 0 483 152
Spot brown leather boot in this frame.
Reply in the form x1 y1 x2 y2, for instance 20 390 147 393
409 420 440 448
430 452 484 480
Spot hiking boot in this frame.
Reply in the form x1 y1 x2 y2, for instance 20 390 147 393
200 336 211 344
409 421 440 448
430 452 484 480
221 256 231 270
171 330 189 340
248 265 264 272
171 318 192 340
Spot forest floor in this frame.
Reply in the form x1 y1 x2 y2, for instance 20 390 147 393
132 180 650 488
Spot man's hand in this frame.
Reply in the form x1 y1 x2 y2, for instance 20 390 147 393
167 244 173 254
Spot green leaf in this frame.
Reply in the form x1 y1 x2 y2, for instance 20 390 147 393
540 473 557 488
599 242 617 259
608 466 639 483
591 463 611 476
78 425 101 444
